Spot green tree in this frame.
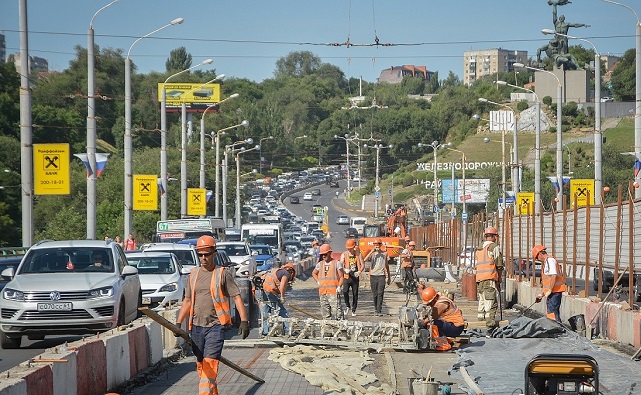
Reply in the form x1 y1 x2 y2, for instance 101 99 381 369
274 51 322 78
0 62 20 139
165 47 192 73
610 48 635 101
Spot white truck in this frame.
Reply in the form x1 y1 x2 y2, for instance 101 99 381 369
350 217 368 236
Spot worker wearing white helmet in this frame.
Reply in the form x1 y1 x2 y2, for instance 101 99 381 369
475 226 504 333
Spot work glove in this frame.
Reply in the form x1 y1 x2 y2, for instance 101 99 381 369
535 295 543 303
174 322 183 337
336 286 342 294
280 295 286 304
386 277 391 285
238 321 250 339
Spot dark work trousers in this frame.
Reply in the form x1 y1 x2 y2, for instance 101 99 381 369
434 320 465 337
403 267 416 288
370 275 386 314
547 292 563 322
343 276 360 313
191 324 226 362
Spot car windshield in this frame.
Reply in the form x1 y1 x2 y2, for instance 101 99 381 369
147 248 196 266
19 248 114 273
218 244 248 256
250 246 271 255
247 235 278 246
128 257 176 274
285 245 300 253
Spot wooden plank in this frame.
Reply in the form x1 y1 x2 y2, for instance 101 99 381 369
327 365 368 394
460 366 485 395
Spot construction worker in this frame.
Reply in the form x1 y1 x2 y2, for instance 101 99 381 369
176 235 249 395
311 239 320 262
257 263 296 336
312 244 344 319
475 226 503 333
418 287 465 351
400 237 417 294
363 238 391 316
533 245 567 322
340 239 364 317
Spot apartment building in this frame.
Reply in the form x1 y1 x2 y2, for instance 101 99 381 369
463 48 528 86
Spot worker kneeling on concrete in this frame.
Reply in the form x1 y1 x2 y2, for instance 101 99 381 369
418 287 465 351
257 263 296 336
312 244 344 319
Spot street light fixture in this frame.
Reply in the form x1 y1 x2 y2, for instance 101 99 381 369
87 0 119 240
479 98 511 216
335 133 356 198
497 80 542 214
124 17 183 237
222 138 253 225
514 62 563 210
236 145 260 227
543 29 603 204
213 119 249 217
259 136 274 175
364 142 392 218
442 143 469 250
200 90 236 191
603 0 641 198
160 59 213 221
418 141 445 222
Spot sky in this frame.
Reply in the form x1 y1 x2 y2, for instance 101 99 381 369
1 0 638 84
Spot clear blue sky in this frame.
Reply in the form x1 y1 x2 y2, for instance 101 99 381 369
1 0 637 83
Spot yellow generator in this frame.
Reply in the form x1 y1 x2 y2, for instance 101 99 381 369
524 354 598 395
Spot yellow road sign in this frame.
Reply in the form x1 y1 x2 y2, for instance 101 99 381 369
33 143 70 195
516 192 535 215
188 188 207 216
570 179 595 208
133 175 158 210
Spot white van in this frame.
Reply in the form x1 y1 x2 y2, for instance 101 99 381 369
350 217 368 236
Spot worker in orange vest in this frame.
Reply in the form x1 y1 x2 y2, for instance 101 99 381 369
418 287 465 351
176 236 249 395
475 226 503 333
400 236 417 293
312 244 344 319
533 245 567 322
258 263 296 336
340 239 364 317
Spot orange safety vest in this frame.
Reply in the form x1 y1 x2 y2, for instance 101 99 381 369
318 260 340 295
435 297 465 327
188 267 232 329
261 268 281 295
542 257 567 294
475 244 498 282
342 252 359 279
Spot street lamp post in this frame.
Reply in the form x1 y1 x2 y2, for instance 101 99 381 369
213 119 249 217
443 144 468 249
125 17 183 237
483 136 511 217
418 141 444 222
87 1 118 240
543 29 603 204
259 136 274 175
200 91 237 190
364 143 392 218
497 80 542 213
160 60 213 221
514 62 563 210
334 134 353 198
236 145 260 227
223 139 252 225
603 0 641 198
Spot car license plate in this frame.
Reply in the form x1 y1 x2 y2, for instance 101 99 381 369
37 302 72 311
142 297 151 304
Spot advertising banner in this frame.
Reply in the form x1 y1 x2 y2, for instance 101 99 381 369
187 188 207 216
158 83 222 112
33 143 70 195
569 179 595 208
133 175 158 210
440 178 490 204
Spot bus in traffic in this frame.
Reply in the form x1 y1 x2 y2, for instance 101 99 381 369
153 218 226 243
240 223 284 266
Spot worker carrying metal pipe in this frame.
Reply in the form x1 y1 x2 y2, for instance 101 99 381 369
256 263 296 336
312 244 345 319
475 226 504 333
418 287 465 351
176 235 249 395
533 245 567 322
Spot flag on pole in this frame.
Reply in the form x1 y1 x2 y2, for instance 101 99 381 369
547 176 559 194
157 177 166 196
635 159 641 178
74 153 111 177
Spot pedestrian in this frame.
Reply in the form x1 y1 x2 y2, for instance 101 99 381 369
114 235 124 249
125 233 136 251
312 244 344 320
475 226 503 332
311 239 320 262
363 238 390 316
258 263 296 336
418 287 465 351
176 235 249 395
340 239 364 317
533 244 566 322
400 237 417 293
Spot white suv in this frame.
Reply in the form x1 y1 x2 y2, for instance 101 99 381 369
0 240 141 349
143 242 199 270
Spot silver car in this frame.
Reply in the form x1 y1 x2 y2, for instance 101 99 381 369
215 241 257 277
125 251 189 310
0 240 141 349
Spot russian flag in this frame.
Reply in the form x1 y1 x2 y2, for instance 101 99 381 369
635 159 641 178
157 177 166 196
74 153 111 177
547 176 559 193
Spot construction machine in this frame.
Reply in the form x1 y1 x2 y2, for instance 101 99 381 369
359 222 404 259
524 354 598 395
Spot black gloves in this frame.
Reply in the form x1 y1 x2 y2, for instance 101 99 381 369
174 322 183 337
239 321 250 339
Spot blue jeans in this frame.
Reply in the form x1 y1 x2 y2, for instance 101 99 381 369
259 290 290 334
546 292 562 322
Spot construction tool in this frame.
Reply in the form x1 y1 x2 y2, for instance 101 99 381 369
518 300 539 318
138 308 265 383
287 302 320 320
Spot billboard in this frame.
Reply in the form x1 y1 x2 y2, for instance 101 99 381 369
158 83 222 112
33 143 70 195
133 174 158 210
440 178 490 204
569 179 595 208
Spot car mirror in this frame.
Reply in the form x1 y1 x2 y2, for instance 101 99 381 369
122 265 138 276
1 267 15 279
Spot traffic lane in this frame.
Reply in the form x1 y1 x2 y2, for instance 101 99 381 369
0 335 83 372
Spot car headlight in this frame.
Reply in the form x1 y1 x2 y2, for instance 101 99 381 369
159 282 178 293
88 286 114 298
265 259 274 266
3 288 25 301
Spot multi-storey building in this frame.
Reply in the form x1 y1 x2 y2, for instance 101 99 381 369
463 48 528 86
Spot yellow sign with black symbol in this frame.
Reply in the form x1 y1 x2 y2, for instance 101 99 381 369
133 175 158 210
570 179 595 208
516 192 535 215
34 143 70 195
188 188 206 216
157 83 222 111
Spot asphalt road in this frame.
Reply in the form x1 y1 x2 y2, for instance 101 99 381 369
0 334 84 372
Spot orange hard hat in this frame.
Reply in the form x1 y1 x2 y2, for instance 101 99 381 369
532 244 547 261
484 226 499 236
282 263 296 278
409 241 416 246
345 239 356 248
195 235 217 251
319 244 332 255
421 287 438 304
373 238 382 245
